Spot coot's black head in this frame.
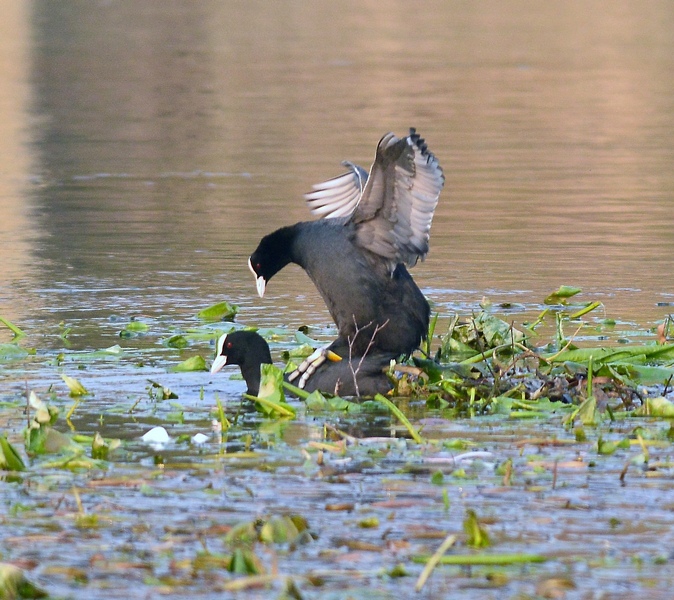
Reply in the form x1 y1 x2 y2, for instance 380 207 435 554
248 226 296 298
211 330 273 379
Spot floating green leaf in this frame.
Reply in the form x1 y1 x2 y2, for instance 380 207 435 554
228 548 264 575
431 470 444 485
61 374 89 397
0 435 26 471
27 423 83 457
294 331 319 346
147 379 179 399
165 334 189 348
597 435 618 455
259 515 302 544
464 509 491 548
281 343 316 361
120 320 150 337
544 285 582 305
563 396 598 427
474 312 526 346
302 389 361 412
196 301 239 322
634 397 674 418
0 344 31 362
245 364 295 417
546 343 674 365
170 355 207 372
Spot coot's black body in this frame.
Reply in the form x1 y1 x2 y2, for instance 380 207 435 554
211 330 392 397
251 220 429 358
248 128 444 361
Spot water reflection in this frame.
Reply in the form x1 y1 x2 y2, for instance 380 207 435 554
3 1 674 338
0 1 35 323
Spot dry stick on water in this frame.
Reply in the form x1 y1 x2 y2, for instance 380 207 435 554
346 317 390 397
415 533 458 592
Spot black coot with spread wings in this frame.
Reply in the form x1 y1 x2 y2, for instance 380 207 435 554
248 129 444 359
210 331 392 397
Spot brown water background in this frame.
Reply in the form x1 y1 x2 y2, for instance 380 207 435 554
1 0 673 342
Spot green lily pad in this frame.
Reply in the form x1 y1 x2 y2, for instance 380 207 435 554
165 334 189 348
544 285 582 305
196 301 239 322
170 355 207 372
0 344 31 362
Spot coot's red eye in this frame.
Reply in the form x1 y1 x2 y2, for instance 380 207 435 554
256 263 261 270
227 342 233 349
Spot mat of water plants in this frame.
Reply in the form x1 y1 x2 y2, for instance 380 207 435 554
1 287 674 599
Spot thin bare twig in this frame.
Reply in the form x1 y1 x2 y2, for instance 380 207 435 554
347 317 389 397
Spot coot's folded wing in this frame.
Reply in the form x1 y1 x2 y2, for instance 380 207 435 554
305 161 369 219
352 129 444 272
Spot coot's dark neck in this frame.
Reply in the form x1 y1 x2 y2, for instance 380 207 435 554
239 343 273 396
241 362 263 396
257 224 302 278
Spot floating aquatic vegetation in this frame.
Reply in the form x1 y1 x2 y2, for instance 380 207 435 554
170 355 206 372
245 364 296 418
165 334 189 348
544 284 582 305
0 435 26 471
0 315 25 339
61 374 89 397
119 318 150 337
0 563 47 599
0 343 32 363
196 301 239 322
147 379 178 399
2 285 674 599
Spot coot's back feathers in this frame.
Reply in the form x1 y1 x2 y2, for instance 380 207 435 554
285 220 429 357
305 128 444 272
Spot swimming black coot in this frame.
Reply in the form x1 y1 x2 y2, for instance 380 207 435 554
248 129 444 362
210 331 393 397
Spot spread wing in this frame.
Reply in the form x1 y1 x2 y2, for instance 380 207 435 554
304 129 444 272
305 161 369 219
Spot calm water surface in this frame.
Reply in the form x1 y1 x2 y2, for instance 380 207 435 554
1 1 673 347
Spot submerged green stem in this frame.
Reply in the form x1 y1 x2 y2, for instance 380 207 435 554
374 394 424 444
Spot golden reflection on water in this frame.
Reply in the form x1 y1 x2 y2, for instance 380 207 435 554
1 1 674 331
0 1 33 322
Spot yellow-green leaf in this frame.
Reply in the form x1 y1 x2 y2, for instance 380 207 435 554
170 355 207 372
61 374 89 397
544 285 582 305
196 301 239 322
0 436 26 471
